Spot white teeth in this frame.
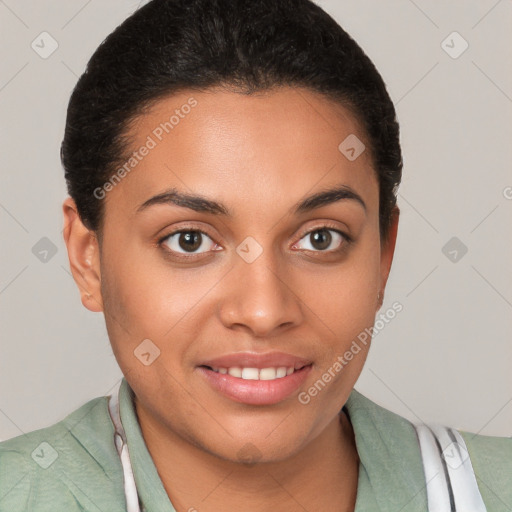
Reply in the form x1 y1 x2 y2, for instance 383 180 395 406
259 367 277 380
211 366 298 380
228 367 242 378
276 367 287 378
241 367 259 380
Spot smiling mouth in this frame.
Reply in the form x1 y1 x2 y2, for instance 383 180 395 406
197 362 313 405
200 364 311 381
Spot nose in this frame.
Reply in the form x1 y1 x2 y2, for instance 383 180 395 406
218 245 304 338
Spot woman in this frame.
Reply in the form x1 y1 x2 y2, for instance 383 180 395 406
0 0 510 510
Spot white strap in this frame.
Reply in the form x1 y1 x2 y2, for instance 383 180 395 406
108 380 142 512
430 424 487 511
414 423 487 512
415 424 453 511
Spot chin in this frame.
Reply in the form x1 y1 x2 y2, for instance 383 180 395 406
195 427 312 466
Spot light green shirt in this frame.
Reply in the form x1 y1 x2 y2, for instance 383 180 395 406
1 377 510 511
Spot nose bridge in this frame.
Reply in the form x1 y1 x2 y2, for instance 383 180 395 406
218 235 303 336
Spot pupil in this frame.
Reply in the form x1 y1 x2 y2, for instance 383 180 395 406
311 229 331 250
179 231 201 252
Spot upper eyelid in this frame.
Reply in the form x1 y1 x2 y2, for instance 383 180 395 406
159 223 347 239
298 224 347 238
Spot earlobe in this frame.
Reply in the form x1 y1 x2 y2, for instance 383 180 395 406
62 197 104 313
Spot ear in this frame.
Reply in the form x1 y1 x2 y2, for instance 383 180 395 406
62 197 103 313
377 205 400 309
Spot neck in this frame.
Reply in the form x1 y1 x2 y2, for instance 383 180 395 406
135 400 359 512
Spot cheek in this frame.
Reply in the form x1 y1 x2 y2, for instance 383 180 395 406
297 270 379 416
99 242 216 375
303 238 381 374
100 236 187 331
311 247 380 326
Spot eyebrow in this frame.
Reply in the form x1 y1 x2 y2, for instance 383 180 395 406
136 184 367 216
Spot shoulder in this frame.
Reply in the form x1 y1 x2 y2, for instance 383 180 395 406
344 389 430 508
459 428 512 510
346 389 512 509
0 395 125 512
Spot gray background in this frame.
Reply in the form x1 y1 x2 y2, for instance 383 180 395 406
1 0 511 441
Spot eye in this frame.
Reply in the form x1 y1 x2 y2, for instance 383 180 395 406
159 229 220 258
292 225 351 253
157 224 352 261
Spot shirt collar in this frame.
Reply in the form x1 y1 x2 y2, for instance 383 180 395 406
344 388 428 511
119 377 176 511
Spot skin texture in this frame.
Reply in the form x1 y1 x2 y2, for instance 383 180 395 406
63 86 399 512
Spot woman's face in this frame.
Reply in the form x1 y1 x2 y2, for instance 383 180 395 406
66 86 398 463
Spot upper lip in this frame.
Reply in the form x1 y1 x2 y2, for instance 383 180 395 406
199 351 313 370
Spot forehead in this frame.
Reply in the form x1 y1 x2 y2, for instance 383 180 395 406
104 86 378 221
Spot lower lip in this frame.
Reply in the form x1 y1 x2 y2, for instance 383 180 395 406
197 365 313 405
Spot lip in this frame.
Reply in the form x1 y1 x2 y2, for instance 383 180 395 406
197 365 312 405
199 351 312 370
197 351 313 406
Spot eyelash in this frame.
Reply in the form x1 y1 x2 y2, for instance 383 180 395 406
157 223 353 261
